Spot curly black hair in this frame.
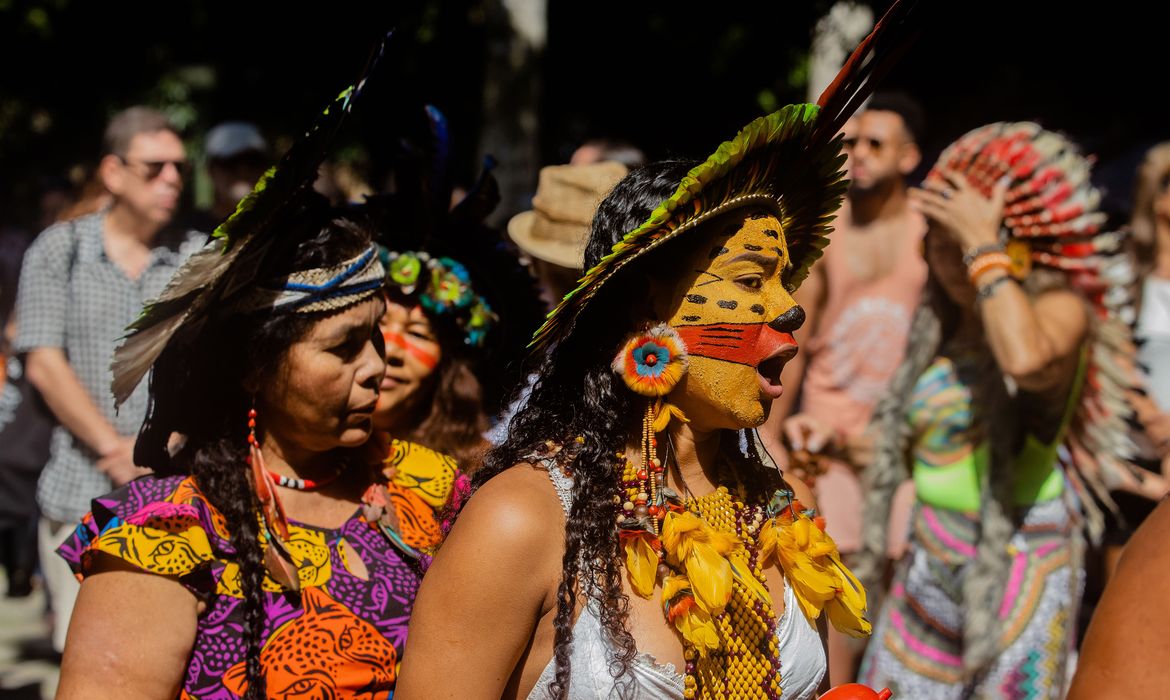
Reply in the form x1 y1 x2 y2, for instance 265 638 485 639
139 198 377 699
477 160 786 698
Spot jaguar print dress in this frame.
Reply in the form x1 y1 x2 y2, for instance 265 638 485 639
58 439 469 699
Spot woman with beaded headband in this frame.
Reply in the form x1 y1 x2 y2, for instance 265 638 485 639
854 123 1169 698
55 49 459 699
394 8 921 698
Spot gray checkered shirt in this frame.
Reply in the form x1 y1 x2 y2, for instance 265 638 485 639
13 212 205 523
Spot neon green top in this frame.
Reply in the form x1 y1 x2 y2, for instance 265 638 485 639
908 350 1085 514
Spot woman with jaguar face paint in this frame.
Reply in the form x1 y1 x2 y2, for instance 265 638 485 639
854 123 1169 699
391 10 924 686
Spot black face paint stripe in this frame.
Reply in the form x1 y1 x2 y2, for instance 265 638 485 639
717 300 738 310
686 294 708 304
709 246 730 259
693 270 725 287
682 315 701 322
697 329 745 339
750 304 765 314
742 243 764 252
764 229 780 239
772 247 784 256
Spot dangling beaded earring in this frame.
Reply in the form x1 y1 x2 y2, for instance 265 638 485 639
612 323 688 536
246 403 301 591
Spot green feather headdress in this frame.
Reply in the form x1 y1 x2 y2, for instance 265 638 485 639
528 0 918 353
529 105 846 351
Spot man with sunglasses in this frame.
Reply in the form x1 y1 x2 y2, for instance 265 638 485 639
12 106 202 653
761 91 927 686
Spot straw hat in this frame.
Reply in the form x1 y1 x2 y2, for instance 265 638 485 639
507 161 629 270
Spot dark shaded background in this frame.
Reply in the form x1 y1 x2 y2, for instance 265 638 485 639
1 0 1165 232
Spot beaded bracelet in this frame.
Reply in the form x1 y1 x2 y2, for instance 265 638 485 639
975 274 1016 303
962 241 1006 267
967 252 1013 284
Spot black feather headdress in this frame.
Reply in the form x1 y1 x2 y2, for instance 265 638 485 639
110 35 391 408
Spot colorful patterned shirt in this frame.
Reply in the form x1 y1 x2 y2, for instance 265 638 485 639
58 439 469 699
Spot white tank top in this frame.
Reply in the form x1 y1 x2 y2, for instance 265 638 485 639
527 465 827 699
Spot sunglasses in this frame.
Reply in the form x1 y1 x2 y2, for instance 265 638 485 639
841 136 885 153
118 156 191 180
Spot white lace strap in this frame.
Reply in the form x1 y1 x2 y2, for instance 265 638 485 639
544 461 574 516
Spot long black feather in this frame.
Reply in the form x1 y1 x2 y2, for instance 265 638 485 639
813 0 921 146
112 31 393 406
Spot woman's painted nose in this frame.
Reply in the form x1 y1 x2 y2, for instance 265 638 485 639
768 305 806 333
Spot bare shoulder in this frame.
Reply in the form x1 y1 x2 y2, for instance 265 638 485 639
461 464 565 529
1115 498 1170 577
441 463 566 562
1068 499 1170 697
59 554 200 698
418 462 567 627
398 463 568 697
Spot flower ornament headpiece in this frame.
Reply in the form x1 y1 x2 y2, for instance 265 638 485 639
381 249 497 347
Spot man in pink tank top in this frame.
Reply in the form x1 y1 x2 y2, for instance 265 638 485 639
761 92 927 685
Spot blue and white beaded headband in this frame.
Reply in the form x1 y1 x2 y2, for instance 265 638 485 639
247 245 386 313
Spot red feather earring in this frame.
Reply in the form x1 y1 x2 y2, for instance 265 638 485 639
247 404 301 591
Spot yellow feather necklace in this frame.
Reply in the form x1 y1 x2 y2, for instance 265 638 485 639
616 446 872 698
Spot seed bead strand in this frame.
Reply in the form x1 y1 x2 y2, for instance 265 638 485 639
683 487 782 699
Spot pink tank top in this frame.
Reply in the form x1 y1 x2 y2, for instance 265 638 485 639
800 213 927 437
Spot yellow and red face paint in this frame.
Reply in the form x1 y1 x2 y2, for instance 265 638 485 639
675 322 796 368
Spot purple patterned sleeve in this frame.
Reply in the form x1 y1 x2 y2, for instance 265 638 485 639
57 476 184 572
55 474 221 597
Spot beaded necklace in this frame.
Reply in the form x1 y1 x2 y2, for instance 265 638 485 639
267 467 344 491
618 445 788 699
614 441 870 699
683 486 783 699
